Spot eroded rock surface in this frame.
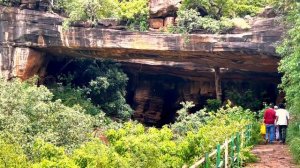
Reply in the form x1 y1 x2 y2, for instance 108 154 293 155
150 0 182 18
0 6 283 75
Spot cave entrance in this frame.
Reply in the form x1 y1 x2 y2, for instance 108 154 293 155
41 53 282 127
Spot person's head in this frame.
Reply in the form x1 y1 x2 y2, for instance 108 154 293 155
269 103 274 109
278 103 285 109
274 105 278 110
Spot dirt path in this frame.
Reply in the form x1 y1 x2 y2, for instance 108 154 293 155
245 142 299 168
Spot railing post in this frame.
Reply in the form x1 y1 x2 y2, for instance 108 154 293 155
241 130 244 148
216 144 221 168
236 132 241 167
230 136 235 167
205 153 210 168
225 139 229 168
245 125 249 145
249 124 252 143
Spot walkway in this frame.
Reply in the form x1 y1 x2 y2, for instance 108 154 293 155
246 142 298 168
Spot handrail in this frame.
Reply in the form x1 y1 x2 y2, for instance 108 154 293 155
187 124 252 168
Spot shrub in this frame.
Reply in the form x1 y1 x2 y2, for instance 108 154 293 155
0 137 29 168
225 88 261 111
174 9 234 33
72 140 130 168
0 78 94 152
50 59 133 120
118 0 149 31
171 102 209 136
277 1 300 164
31 139 78 168
50 83 101 116
63 0 119 27
0 78 260 167
181 0 268 18
206 99 222 112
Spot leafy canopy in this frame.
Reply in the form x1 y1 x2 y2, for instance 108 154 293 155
276 1 300 163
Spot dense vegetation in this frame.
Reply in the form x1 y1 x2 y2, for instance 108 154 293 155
168 0 276 34
277 0 300 164
61 0 149 30
0 0 280 33
48 59 133 120
0 78 259 167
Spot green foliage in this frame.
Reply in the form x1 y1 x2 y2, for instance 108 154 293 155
239 146 259 164
31 139 78 168
269 0 299 13
277 1 300 164
174 9 235 33
50 59 133 120
118 0 149 31
171 102 209 136
181 0 268 19
72 139 130 168
0 78 94 152
0 136 29 168
63 0 119 27
50 83 101 116
286 120 300 164
0 78 259 167
206 99 222 112
225 88 262 110
60 0 149 30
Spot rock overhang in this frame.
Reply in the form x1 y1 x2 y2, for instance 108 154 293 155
0 6 283 79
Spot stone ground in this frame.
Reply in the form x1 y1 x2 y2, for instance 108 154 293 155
245 142 299 168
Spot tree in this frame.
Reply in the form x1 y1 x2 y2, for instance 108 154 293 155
63 0 119 26
277 1 300 163
277 2 300 112
50 59 133 119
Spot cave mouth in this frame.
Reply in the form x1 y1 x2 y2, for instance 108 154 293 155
42 54 281 127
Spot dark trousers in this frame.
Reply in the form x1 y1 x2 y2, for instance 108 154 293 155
279 125 288 143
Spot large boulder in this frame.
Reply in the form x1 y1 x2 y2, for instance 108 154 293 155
150 0 182 18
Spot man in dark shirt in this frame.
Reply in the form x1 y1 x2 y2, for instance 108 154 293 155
264 103 276 144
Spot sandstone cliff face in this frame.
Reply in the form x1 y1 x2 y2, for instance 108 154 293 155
0 6 282 74
0 6 283 125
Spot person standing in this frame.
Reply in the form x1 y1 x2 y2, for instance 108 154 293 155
276 103 290 144
274 105 280 141
264 103 276 144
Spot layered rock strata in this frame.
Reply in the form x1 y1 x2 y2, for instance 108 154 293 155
0 6 283 124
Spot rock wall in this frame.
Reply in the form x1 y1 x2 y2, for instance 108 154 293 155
126 73 215 126
0 6 284 125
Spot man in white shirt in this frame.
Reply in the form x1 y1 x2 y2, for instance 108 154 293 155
275 103 290 144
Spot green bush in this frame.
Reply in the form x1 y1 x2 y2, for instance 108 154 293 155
63 0 119 27
225 88 261 110
287 120 300 164
174 9 234 33
206 99 222 112
31 139 78 168
50 59 133 120
61 0 149 30
181 0 268 18
118 0 149 31
50 83 101 116
0 78 94 152
0 137 29 168
0 78 260 167
277 1 300 164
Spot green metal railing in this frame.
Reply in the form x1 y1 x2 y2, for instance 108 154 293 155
188 124 252 168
